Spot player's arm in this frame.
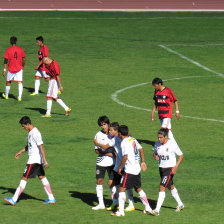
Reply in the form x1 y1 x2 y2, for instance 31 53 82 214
35 59 43 70
56 75 63 93
139 148 147 171
39 144 49 169
22 57 26 67
171 154 184 175
3 58 8 77
94 138 110 150
15 145 28 159
151 104 157 121
153 152 159 160
118 155 128 175
174 101 180 120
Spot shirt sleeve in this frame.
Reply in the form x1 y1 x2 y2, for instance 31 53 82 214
121 141 128 156
168 88 177 102
21 49 25 58
135 139 142 150
4 49 9 59
173 142 183 156
34 131 44 146
55 62 60 75
154 141 160 154
109 138 115 147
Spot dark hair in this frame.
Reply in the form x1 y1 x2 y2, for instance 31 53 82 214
98 115 110 126
10 36 17 45
158 128 169 137
152 77 163 85
110 122 119 131
19 116 31 125
118 125 129 136
36 36 44 42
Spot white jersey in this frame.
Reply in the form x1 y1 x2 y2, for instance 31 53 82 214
95 130 115 167
154 139 183 168
27 127 44 164
121 136 142 175
109 136 123 172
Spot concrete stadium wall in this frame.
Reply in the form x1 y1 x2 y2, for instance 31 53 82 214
0 0 224 11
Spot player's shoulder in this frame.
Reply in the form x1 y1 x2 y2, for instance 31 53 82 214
95 130 106 137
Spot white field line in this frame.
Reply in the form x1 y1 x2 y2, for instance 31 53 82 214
159 45 224 78
111 76 224 123
164 43 224 47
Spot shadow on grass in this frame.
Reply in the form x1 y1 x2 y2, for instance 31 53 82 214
23 86 44 94
0 186 44 204
25 107 65 116
0 91 17 100
137 139 155 147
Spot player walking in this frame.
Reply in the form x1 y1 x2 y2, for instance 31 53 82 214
2 36 25 101
3 116 56 205
111 125 153 216
30 36 50 96
41 57 71 117
152 128 184 216
151 78 180 142
94 122 135 212
92 116 116 210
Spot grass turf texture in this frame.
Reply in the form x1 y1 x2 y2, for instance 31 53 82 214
0 11 223 224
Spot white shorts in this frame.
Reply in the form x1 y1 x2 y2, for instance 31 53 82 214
7 69 23 82
47 79 59 100
160 118 172 130
35 70 50 79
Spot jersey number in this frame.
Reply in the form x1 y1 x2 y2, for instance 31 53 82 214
14 52 18 60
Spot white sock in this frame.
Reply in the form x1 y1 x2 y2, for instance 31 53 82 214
56 99 69 111
13 180 27 202
171 187 183 206
127 188 134 207
5 86 10 97
18 83 23 98
46 100 52 115
156 191 166 212
96 185 104 206
41 177 54 200
35 79 40 94
110 186 118 205
119 192 126 214
168 130 177 144
138 190 152 211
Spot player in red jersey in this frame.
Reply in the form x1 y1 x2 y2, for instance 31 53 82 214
41 57 71 117
2 36 25 101
30 36 50 96
151 78 180 143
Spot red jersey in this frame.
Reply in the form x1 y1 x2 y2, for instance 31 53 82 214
38 44 49 71
153 87 177 119
4 46 25 73
45 60 60 80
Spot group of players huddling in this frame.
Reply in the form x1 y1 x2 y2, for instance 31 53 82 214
2 36 71 117
93 78 184 216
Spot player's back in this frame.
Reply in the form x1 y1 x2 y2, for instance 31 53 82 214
5 46 25 73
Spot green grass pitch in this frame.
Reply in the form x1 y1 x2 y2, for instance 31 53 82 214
0 11 223 224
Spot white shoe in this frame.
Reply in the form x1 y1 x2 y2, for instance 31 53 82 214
92 204 105 210
176 204 184 212
151 209 160 216
111 210 124 216
142 209 153 215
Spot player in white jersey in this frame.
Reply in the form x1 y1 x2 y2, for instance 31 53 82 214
152 128 184 216
94 122 135 212
3 116 56 206
111 125 153 217
92 116 116 210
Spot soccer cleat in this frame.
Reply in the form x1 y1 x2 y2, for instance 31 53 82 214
106 203 119 211
125 205 135 212
18 98 22 101
43 198 56 204
2 93 8 100
3 197 16 206
92 204 105 210
142 209 153 215
58 90 61 95
65 108 71 116
151 209 160 216
41 114 51 118
111 210 124 216
175 204 184 212
30 92 38 96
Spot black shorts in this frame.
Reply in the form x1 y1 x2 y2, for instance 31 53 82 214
120 173 141 191
112 170 122 185
23 164 45 179
96 165 114 180
159 167 174 190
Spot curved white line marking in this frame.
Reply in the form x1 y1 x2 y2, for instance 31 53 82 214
111 76 224 123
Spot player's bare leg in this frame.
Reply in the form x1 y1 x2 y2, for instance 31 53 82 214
55 98 71 116
2 81 11 99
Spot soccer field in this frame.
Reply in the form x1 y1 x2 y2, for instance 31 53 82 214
0 11 223 224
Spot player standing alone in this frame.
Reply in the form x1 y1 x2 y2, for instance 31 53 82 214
3 116 56 205
2 36 25 101
30 36 50 96
152 128 184 216
41 57 71 117
151 78 180 143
